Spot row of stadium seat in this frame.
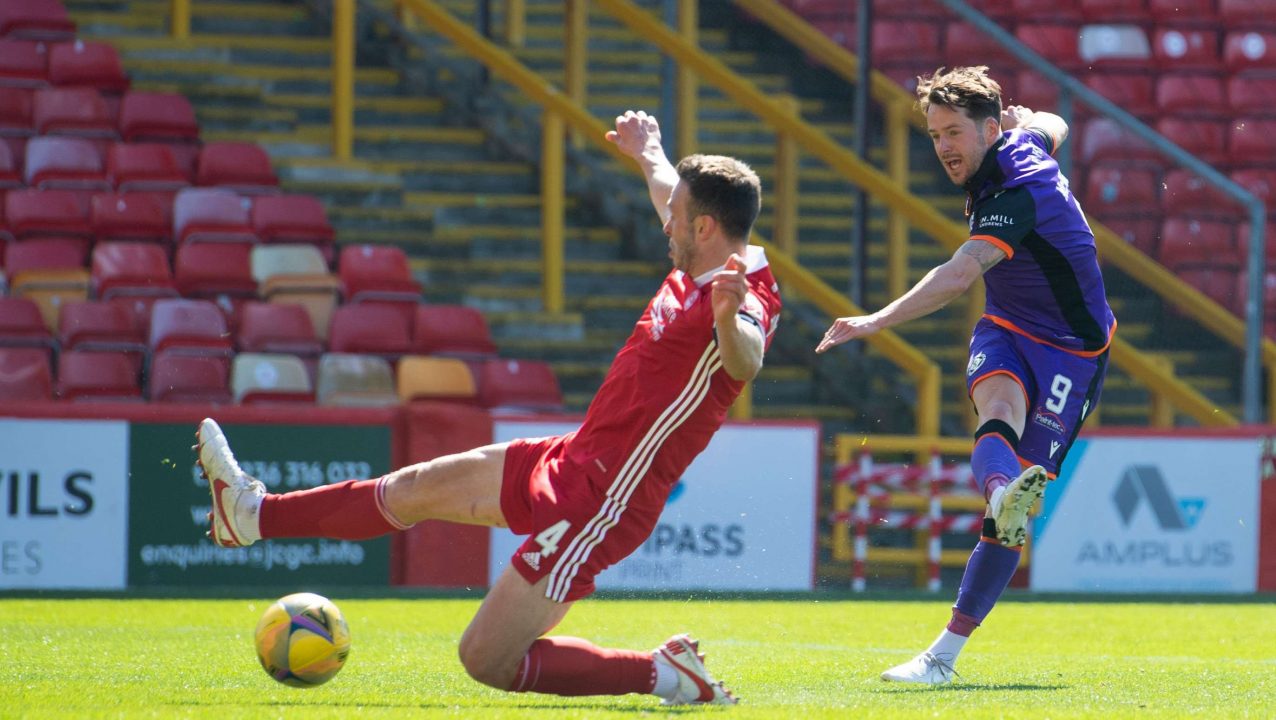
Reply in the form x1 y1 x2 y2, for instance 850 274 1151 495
790 0 1276 28
0 1 77 42
0 38 128 91
0 88 197 146
3 240 425 338
1083 167 1276 221
0 345 564 410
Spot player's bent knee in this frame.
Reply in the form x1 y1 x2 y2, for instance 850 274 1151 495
457 633 518 689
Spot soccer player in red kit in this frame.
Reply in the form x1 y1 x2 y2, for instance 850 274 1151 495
196 109 781 704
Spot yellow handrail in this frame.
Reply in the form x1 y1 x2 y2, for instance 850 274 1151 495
332 0 355 161
593 0 1234 427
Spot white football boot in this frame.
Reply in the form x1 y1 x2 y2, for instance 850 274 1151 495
991 464 1049 547
196 418 264 547
652 634 738 705
880 651 959 685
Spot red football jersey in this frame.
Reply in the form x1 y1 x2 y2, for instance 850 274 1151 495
563 245 782 511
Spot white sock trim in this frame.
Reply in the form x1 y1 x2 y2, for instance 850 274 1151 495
651 652 679 698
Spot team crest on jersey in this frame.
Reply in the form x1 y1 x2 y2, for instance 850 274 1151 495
966 351 986 376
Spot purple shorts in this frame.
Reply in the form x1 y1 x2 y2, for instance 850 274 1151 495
965 318 1108 475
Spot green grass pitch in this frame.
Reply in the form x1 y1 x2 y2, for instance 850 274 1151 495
2 595 1272 718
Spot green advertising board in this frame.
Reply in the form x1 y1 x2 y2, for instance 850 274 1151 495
128 422 392 587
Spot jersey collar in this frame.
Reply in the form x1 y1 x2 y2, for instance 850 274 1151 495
685 244 769 288
962 135 1007 209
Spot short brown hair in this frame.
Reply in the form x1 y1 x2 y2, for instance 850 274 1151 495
916 66 1003 124
675 154 761 241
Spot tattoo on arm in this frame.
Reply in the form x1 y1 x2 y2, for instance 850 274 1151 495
958 240 1007 273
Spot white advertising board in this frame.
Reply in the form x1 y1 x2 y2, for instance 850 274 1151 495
489 420 818 592
0 419 130 589
1030 436 1260 593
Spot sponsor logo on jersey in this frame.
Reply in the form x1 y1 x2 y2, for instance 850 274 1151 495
1049 440 1063 458
978 213 1015 229
1033 409 1067 435
966 351 986 376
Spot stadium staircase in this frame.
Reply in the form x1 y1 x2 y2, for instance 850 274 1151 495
63 0 1247 430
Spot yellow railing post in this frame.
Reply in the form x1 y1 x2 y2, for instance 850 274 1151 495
564 0 587 148
773 95 799 255
541 110 566 315
730 378 753 420
675 0 698 157
506 0 526 48
1148 355 1175 427
332 0 355 161
170 0 190 39
886 99 910 300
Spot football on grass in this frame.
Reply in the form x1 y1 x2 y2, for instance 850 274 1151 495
254 592 351 687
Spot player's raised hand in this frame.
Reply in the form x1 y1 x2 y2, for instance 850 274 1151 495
711 253 748 325
605 110 662 159
1001 104 1033 130
815 315 880 353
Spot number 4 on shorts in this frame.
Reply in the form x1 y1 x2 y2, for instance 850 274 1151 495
534 519 571 556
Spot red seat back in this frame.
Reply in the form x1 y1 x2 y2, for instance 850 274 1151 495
236 301 323 357
0 0 76 42
90 240 176 299
194 141 278 195
1152 28 1222 72
48 40 129 93
90 191 171 245
1158 217 1238 269
0 347 52 401
1155 117 1228 165
1225 31 1276 73
106 142 190 192
57 350 141 401
172 187 256 245
32 86 114 137
174 242 257 298
476 358 563 412
1229 118 1276 167
327 304 412 357
1083 165 1160 218
5 188 91 239
147 298 233 356
5 236 84 275
117 91 199 143
1155 75 1227 117
0 39 48 87
147 352 231 403
57 299 145 352
411 304 499 358
338 244 421 302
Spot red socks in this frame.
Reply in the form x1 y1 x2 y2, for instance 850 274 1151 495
259 478 410 540
509 637 655 696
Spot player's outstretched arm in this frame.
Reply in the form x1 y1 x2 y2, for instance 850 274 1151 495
712 254 765 381
816 240 1002 353
605 110 679 225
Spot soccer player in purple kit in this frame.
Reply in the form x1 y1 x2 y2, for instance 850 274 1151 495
817 66 1115 683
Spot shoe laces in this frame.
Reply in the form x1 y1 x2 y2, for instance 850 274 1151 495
920 652 959 682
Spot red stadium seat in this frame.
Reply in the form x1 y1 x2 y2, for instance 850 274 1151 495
1077 25 1152 69
106 142 190 192
1155 117 1228 165
1085 166 1160 218
1176 263 1242 311
173 242 257 299
872 21 942 66
1227 75 1276 118
0 1 76 42
327 304 412 358
1237 221 1276 263
5 189 91 240
48 40 129 93
1148 0 1217 23
57 300 145 357
871 0 947 20
1224 31 1276 73
56 350 142 401
1158 216 1238 268
90 241 178 299
476 358 564 412
1015 24 1082 68
0 40 48 87
0 296 55 354
172 187 257 245
411 304 498 358
1220 0 1276 26
236 302 323 358
1096 218 1161 256
194 141 278 195
32 87 115 138
1155 75 1227 117
0 348 52 401
24 135 109 191
90 192 171 245
0 86 33 138
5 236 84 274
1161 169 1237 217
1080 0 1148 22
1079 118 1162 165
0 136 22 189
147 298 233 357
117 91 199 143
945 22 1017 72
1084 73 1156 118
1229 118 1276 167
1152 28 1222 72
1013 71 1058 112
338 244 422 304
250 194 335 261
231 353 315 405
1229 169 1276 211
147 352 231 403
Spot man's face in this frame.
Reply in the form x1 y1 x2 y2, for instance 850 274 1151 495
926 104 997 187
663 182 699 274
